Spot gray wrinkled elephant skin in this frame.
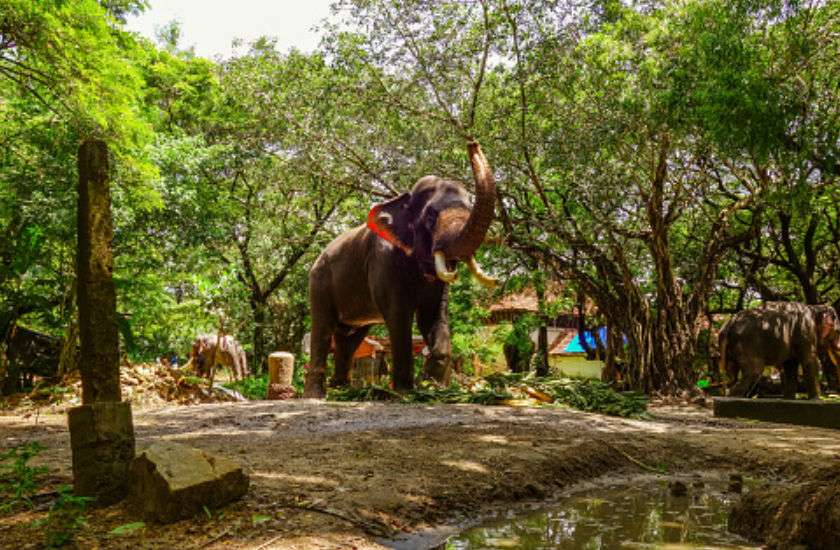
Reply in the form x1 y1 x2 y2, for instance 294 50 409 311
719 302 840 399
303 143 496 398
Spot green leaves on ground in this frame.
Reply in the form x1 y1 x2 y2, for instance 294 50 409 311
109 521 146 536
327 374 648 418
540 379 650 419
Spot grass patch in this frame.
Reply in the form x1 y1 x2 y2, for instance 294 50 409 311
223 374 269 400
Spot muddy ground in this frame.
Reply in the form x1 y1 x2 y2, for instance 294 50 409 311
1 399 839 549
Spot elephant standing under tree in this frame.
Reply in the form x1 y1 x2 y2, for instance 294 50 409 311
304 142 497 398
719 302 840 399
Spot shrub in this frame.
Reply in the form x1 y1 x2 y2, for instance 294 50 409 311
0 442 49 513
223 374 268 400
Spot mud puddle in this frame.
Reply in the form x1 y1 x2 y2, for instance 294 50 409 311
387 474 761 550
445 476 758 549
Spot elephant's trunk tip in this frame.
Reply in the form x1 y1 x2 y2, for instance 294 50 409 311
446 140 496 260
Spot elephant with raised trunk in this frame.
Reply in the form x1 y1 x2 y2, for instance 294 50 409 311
719 302 840 399
304 142 497 398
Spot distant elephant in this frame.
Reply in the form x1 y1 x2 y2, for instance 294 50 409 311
303 142 497 398
190 334 248 382
719 302 840 399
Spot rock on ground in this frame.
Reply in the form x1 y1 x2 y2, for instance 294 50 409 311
129 440 249 523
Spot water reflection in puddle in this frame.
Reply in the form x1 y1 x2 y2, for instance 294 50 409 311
444 479 758 549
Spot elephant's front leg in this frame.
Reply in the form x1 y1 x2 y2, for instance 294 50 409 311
417 285 451 384
385 311 415 392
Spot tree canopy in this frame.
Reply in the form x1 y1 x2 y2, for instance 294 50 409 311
1 0 838 394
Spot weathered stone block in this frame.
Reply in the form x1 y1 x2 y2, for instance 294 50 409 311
713 397 840 429
68 401 135 505
267 352 295 400
266 383 295 400
268 352 294 385
129 441 249 523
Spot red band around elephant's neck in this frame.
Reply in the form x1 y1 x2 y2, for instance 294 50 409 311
367 204 412 255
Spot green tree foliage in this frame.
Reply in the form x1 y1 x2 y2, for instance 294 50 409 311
0 0 152 352
1 0 838 396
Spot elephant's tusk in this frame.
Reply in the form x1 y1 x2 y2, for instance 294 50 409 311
467 256 497 289
829 347 840 367
434 251 458 284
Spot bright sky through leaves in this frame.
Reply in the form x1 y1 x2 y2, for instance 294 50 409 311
126 0 334 59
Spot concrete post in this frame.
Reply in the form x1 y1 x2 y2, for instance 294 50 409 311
267 352 295 399
68 140 135 505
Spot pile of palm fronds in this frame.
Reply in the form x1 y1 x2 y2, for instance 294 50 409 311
327 372 648 418
327 380 512 405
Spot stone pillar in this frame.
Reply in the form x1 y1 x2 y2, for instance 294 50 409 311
68 401 134 504
266 352 295 399
68 140 135 505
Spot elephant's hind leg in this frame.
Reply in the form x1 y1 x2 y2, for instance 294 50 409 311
304 264 337 398
304 323 334 398
781 359 798 400
729 358 763 397
331 325 370 388
801 356 820 400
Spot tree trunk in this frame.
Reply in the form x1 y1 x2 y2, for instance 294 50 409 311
58 317 80 378
602 322 621 384
592 328 606 361
535 280 549 377
251 298 268 374
536 325 549 376
576 292 596 360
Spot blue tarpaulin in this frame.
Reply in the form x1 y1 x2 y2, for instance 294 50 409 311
564 327 609 353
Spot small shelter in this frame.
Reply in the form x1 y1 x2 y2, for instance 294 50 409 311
544 327 606 379
488 285 605 379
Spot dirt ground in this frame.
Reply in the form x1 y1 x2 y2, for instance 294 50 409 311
1 399 839 549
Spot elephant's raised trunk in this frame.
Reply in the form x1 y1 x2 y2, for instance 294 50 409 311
444 141 496 261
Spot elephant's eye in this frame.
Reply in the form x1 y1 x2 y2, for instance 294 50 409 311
376 212 393 225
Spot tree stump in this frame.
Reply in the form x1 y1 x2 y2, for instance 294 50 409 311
266 352 294 399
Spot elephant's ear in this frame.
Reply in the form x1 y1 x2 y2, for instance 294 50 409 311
367 192 413 255
815 306 836 339
819 311 833 340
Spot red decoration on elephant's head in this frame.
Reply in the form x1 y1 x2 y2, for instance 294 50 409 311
367 204 412 255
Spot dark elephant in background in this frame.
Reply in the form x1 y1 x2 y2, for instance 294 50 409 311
719 302 840 399
304 142 497 398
